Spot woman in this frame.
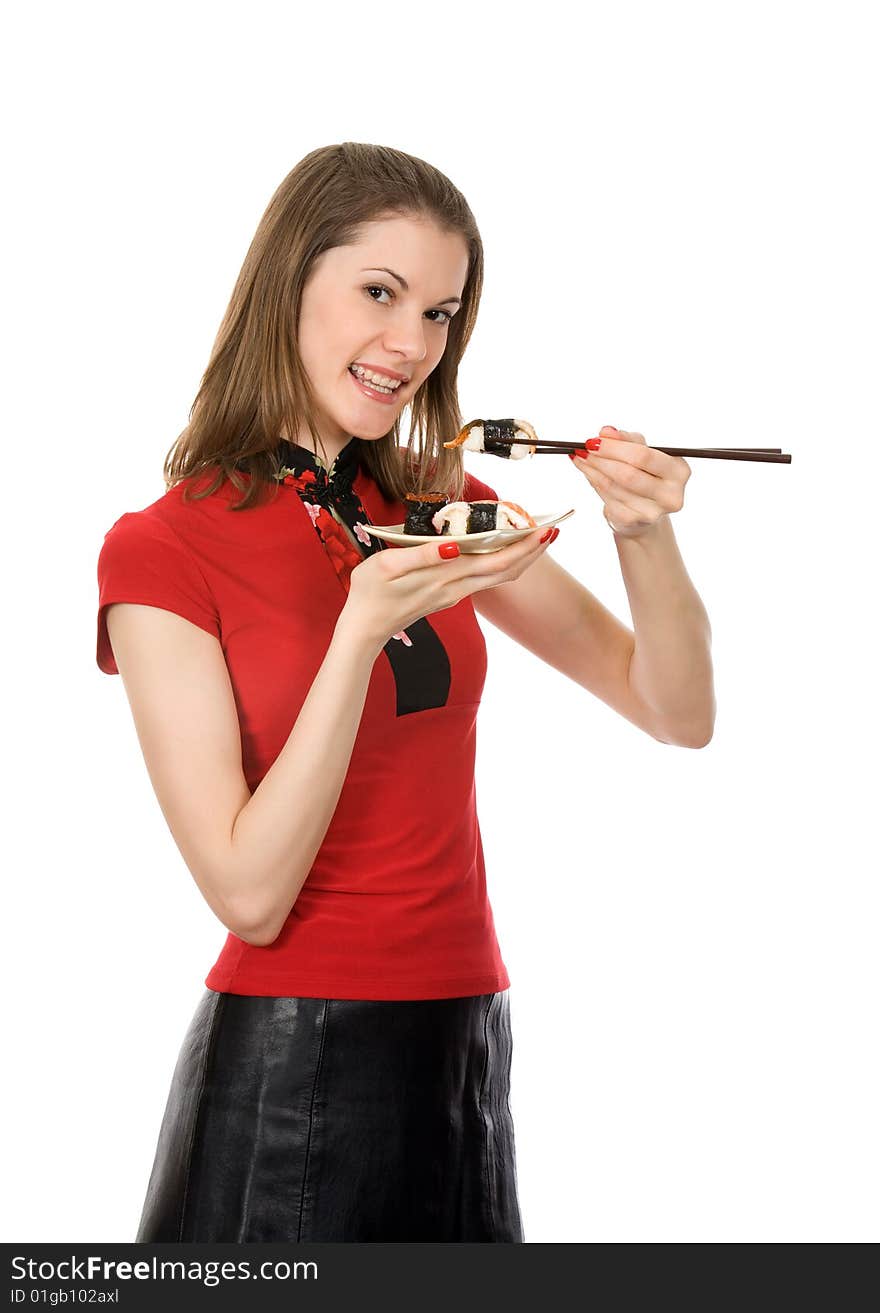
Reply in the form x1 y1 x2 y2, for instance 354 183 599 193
96 142 714 1243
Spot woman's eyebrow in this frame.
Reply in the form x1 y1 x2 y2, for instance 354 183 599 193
360 267 462 307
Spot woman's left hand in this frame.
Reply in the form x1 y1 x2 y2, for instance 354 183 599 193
569 425 692 538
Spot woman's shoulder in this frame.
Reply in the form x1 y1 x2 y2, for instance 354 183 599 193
95 484 228 675
97 496 205 589
101 464 274 541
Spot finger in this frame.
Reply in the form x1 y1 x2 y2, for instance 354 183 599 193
602 483 666 525
600 428 649 448
442 530 557 595
380 536 473 576
602 493 664 533
381 525 547 578
573 451 661 498
445 525 552 571
574 458 660 519
573 453 683 513
582 435 672 479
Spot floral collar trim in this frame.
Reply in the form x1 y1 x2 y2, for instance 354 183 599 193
274 436 360 488
272 435 412 649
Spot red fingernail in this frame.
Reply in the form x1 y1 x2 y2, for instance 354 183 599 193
586 438 602 450
574 448 590 458
438 542 460 559
550 527 560 542
540 528 553 542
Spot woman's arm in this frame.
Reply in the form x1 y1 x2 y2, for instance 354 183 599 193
611 514 714 746
474 423 714 747
106 530 556 948
475 538 714 751
106 601 383 948
227 613 383 943
472 516 714 748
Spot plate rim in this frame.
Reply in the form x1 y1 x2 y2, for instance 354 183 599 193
361 507 576 545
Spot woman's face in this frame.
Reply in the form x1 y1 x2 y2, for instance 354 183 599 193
292 213 470 456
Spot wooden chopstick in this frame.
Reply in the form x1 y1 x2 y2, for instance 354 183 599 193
655 448 791 463
523 439 791 463
534 444 783 453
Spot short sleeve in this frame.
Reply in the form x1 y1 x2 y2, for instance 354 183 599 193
462 470 500 503
96 511 221 675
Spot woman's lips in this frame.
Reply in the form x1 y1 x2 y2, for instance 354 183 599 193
348 368 401 406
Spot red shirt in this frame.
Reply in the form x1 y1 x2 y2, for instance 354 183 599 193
96 454 510 1000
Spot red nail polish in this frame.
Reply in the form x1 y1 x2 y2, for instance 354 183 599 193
540 528 553 542
438 542 460 559
575 448 590 458
586 438 602 451
550 527 560 542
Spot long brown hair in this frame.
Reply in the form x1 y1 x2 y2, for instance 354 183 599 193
163 142 484 511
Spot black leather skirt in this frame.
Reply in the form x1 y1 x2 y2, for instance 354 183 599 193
135 988 524 1242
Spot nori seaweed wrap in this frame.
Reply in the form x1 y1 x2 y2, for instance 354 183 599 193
480 419 518 457
465 501 499 533
403 492 449 535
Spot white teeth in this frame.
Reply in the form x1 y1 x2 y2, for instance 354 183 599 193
350 364 403 391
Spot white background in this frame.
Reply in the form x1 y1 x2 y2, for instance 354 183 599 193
3 0 877 1244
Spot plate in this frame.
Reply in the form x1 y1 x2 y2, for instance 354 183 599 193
361 508 576 554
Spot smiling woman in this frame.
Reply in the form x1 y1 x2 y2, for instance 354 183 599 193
96 138 714 1247
97 142 529 1244
283 212 471 461
156 146 486 509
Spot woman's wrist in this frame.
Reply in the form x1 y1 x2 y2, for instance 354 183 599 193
333 608 386 665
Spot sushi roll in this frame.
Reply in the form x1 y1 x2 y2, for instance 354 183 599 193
443 418 539 459
432 500 537 536
403 491 449 535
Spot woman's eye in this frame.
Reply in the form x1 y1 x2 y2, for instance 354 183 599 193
364 284 452 326
365 283 393 305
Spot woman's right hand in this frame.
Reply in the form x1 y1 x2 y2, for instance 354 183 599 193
339 526 560 653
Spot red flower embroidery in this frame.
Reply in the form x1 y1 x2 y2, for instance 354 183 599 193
308 506 363 591
280 456 415 648
283 469 318 492
282 468 368 593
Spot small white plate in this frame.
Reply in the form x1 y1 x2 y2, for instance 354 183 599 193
362 508 576 554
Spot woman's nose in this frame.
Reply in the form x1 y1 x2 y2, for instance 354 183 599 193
382 318 428 365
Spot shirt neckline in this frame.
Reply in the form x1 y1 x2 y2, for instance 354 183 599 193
276 436 360 485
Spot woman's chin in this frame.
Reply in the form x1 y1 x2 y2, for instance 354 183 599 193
342 408 402 441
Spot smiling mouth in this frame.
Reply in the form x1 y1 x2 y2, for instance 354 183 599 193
349 365 409 388
347 366 406 398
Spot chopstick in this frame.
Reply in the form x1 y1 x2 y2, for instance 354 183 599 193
521 438 791 463
534 444 783 453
